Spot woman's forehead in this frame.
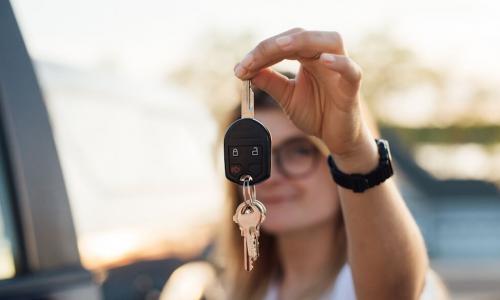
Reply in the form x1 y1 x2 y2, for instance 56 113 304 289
255 109 306 145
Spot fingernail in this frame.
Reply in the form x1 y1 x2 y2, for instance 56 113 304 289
320 53 336 63
240 53 254 68
276 36 293 49
234 65 246 77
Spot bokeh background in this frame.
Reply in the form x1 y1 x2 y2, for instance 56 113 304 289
2 0 500 299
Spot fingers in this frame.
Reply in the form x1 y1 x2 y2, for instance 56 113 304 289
250 68 294 108
276 30 345 57
319 53 362 86
235 29 346 79
234 27 303 78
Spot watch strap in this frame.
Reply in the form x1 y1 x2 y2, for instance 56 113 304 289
327 139 394 193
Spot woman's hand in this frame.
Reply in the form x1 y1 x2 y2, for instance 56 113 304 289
234 28 378 172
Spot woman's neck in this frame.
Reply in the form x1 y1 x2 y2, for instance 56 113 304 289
276 218 344 299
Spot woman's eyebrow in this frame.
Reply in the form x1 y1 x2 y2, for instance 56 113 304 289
273 134 309 149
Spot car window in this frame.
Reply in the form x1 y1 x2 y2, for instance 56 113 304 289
0 136 17 280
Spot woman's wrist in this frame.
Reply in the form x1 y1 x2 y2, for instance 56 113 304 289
326 128 379 174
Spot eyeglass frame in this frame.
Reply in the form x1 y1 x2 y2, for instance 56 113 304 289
271 135 324 179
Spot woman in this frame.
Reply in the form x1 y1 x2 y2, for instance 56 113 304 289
222 28 431 300
161 28 444 300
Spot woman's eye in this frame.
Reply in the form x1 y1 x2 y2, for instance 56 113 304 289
293 145 314 155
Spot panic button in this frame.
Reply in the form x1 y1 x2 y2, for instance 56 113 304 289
230 164 242 175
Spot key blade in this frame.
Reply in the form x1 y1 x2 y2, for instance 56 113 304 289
241 80 254 119
246 229 258 260
243 234 248 271
243 232 253 271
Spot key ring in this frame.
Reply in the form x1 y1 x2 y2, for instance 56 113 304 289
240 175 256 206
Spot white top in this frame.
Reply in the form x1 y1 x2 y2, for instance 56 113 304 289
263 265 439 300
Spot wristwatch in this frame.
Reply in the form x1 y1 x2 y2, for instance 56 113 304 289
327 139 394 193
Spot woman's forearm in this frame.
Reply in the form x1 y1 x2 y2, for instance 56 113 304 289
328 125 429 300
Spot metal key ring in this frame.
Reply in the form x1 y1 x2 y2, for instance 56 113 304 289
240 175 256 206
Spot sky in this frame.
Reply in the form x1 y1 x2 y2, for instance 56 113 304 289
11 0 500 83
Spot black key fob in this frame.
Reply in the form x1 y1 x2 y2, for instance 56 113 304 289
224 118 271 185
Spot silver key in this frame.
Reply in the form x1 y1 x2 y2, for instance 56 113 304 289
251 200 266 258
252 199 267 223
246 226 259 263
236 200 266 259
233 203 263 271
233 201 266 230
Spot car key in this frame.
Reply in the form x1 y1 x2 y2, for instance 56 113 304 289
224 80 271 185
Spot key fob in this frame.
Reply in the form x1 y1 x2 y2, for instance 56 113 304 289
224 118 271 185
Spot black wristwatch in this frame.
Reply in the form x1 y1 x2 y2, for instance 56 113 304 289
327 139 394 193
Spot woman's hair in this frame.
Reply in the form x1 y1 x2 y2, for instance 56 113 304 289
214 73 347 299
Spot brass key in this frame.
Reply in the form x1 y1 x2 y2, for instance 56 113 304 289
233 202 264 271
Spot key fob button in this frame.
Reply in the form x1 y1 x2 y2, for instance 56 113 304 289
231 147 240 157
230 164 243 175
251 146 260 156
249 164 261 177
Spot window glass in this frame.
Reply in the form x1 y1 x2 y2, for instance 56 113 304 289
0 140 16 279
11 2 226 271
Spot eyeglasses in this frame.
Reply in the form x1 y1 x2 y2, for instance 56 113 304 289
273 136 322 179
